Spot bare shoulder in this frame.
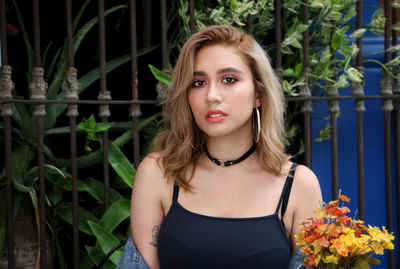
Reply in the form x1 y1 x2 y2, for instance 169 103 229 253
131 152 171 205
292 164 321 193
289 164 323 218
287 164 323 249
134 152 168 187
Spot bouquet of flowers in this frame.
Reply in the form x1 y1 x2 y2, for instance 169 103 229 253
295 194 395 268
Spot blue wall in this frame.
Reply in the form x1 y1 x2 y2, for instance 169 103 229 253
310 1 398 267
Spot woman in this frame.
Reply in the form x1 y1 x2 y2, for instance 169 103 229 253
119 25 322 269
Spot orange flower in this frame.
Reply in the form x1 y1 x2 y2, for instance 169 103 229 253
295 194 395 268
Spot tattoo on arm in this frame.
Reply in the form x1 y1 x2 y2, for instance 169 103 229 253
150 224 161 247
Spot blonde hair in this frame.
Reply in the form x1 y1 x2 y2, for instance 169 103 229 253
154 25 289 190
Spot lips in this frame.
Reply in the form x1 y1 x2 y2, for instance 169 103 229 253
206 110 227 122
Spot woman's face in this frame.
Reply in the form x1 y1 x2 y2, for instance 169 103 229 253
188 44 260 140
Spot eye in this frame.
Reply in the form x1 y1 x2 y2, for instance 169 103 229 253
222 76 237 84
191 80 205 87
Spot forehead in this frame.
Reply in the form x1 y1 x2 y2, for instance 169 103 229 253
193 44 250 72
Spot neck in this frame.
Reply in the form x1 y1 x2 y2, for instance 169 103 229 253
205 137 255 161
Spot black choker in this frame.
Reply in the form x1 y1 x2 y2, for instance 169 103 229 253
204 142 257 167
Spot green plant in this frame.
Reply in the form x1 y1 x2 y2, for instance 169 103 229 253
0 0 157 266
151 0 398 152
44 114 161 268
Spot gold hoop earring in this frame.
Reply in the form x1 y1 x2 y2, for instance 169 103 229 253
253 108 261 143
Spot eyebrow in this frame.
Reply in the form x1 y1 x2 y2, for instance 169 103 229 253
193 67 244 76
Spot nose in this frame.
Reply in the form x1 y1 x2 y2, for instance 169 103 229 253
206 82 222 104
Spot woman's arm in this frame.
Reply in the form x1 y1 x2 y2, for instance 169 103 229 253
130 154 167 269
289 165 323 251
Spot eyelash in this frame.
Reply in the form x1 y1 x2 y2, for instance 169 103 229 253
191 80 205 87
222 76 237 84
191 76 238 87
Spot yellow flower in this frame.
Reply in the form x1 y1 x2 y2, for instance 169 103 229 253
367 225 395 251
322 254 339 264
314 207 327 218
295 194 396 268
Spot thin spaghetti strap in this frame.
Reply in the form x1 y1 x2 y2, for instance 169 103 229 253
172 183 179 202
275 163 298 216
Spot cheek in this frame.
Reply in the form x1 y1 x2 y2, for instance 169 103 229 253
188 90 202 117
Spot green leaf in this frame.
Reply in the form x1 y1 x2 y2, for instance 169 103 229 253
314 123 331 142
385 56 400 66
99 199 130 232
55 202 99 235
333 74 349 88
350 28 367 38
334 74 349 88
331 31 346 51
85 246 116 268
48 186 62 206
77 115 111 134
149 64 172 86
392 23 400 32
283 80 292 93
108 140 136 188
346 67 363 82
83 177 123 204
295 62 303 75
11 144 35 186
283 68 295 77
87 221 122 265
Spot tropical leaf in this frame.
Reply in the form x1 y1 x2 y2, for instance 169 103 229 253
87 221 123 265
108 140 136 188
99 199 131 232
55 202 99 235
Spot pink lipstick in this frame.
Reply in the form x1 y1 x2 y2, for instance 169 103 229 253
206 110 227 122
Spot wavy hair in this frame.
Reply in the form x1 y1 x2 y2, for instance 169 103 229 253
153 25 289 190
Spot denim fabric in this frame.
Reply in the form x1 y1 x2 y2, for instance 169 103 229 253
116 234 149 269
288 248 305 269
116 234 305 269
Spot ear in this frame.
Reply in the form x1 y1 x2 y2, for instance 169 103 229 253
254 97 261 108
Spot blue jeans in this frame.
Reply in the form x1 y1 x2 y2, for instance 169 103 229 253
116 234 149 269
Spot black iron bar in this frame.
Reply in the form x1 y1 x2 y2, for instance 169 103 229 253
330 112 338 199
356 112 365 219
0 99 159 104
70 118 79 269
37 117 47 269
189 0 195 33
303 112 311 166
3 117 14 269
391 0 400 261
33 0 41 67
160 0 168 71
247 14 253 34
130 0 140 168
32 0 47 267
4 95 400 105
65 0 74 67
0 0 8 64
385 111 394 269
382 0 394 267
301 0 312 167
65 0 79 267
0 1 14 268
328 20 339 200
354 0 365 220
98 0 111 209
274 0 282 80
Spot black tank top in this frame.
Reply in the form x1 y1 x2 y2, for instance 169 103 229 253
157 163 297 269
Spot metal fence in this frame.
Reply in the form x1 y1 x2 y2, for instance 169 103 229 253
0 0 399 268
